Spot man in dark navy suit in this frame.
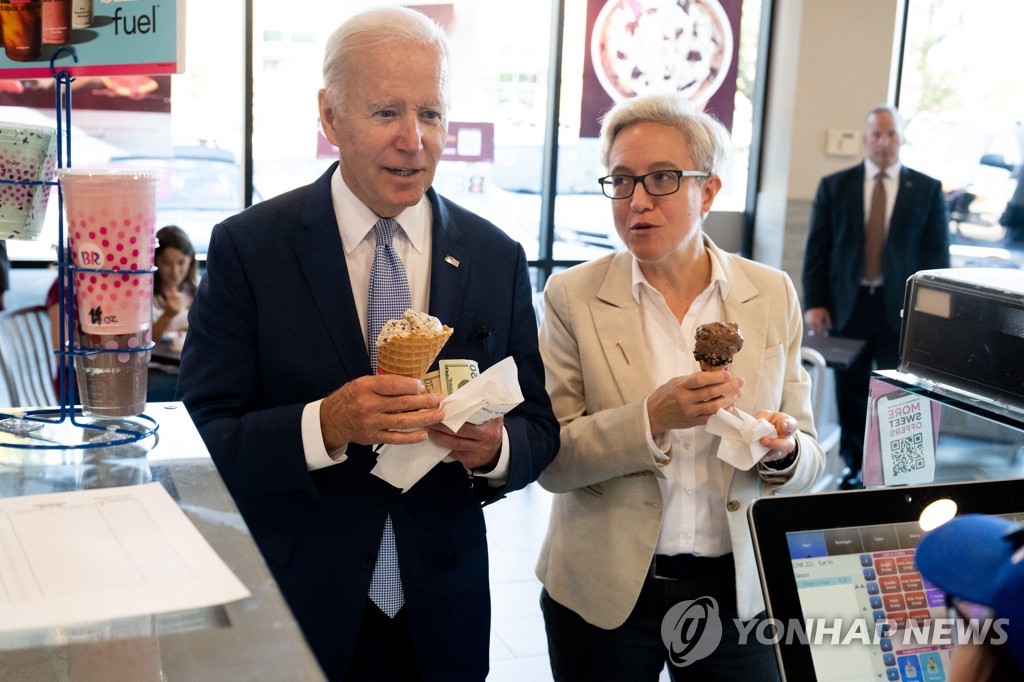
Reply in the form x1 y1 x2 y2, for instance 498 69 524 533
177 8 557 681
802 105 949 490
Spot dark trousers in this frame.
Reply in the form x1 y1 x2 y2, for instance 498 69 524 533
344 600 421 682
540 557 779 681
834 286 900 472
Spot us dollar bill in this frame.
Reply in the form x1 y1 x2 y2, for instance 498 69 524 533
422 370 444 395
440 359 479 395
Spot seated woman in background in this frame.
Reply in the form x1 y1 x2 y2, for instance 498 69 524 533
151 225 198 342
45 225 199 402
148 225 198 401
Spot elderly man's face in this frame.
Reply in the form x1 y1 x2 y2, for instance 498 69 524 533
318 41 447 218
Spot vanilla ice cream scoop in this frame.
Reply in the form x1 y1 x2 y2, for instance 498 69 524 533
375 310 453 378
377 309 444 344
377 318 412 344
404 309 443 335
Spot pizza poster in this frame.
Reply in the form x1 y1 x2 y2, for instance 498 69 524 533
0 0 185 79
579 0 742 138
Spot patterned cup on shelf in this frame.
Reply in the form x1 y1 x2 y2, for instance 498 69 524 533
58 168 162 335
0 121 58 241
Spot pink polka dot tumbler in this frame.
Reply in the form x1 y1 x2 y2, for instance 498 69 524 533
0 122 58 241
58 168 161 417
59 168 161 335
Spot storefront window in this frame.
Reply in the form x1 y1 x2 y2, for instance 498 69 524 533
2 0 768 281
251 0 767 277
548 0 763 261
898 0 1024 269
0 1 247 263
251 1 554 263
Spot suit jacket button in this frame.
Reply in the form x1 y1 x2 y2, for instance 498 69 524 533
360 555 376 570
726 500 741 512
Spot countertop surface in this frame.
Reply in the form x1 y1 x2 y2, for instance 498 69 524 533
0 403 325 681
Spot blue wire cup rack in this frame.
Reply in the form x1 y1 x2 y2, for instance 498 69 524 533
0 47 159 451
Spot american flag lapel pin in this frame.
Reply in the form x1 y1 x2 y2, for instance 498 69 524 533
445 255 460 267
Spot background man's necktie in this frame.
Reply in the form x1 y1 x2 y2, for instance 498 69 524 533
366 217 410 618
864 172 887 281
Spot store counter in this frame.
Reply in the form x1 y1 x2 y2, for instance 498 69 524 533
0 403 325 681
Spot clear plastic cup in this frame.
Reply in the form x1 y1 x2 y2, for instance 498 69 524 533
74 329 151 417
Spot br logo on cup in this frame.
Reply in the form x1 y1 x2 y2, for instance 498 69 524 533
660 596 723 667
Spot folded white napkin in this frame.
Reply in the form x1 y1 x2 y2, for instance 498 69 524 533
371 357 524 492
705 408 775 471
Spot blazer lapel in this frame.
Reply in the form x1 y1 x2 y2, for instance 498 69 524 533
888 167 917 245
292 164 372 379
712 240 769 493
714 242 769 412
591 251 658 405
425 189 470 334
846 165 867 245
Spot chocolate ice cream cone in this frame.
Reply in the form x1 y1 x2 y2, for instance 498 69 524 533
694 322 743 370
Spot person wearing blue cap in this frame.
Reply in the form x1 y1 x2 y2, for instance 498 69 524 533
915 513 1024 680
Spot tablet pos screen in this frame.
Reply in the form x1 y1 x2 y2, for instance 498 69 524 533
748 479 1024 681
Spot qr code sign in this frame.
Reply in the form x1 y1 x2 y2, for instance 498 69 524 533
891 433 925 476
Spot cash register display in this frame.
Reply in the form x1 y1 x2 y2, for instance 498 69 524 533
784 515 1020 682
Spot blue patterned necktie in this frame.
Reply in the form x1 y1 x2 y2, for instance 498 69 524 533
367 217 410 618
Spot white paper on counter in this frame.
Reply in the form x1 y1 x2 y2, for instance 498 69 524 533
0 482 250 633
371 357 523 492
706 408 775 471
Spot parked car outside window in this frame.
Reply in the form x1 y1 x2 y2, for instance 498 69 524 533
903 119 1024 267
109 144 259 260
6 143 255 263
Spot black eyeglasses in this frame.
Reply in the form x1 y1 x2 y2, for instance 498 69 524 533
597 170 709 200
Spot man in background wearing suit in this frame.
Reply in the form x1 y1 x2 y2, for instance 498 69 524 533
177 8 558 681
802 105 949 490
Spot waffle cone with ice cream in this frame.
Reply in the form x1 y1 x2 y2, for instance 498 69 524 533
376 309 453 378
694 322 743 371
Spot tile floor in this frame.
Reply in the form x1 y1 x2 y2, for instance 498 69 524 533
484 482 556 681
484 483 675 682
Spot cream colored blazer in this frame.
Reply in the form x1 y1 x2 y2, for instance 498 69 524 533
535 239 826 627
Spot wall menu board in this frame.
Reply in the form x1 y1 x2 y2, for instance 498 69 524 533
0 0 184 78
